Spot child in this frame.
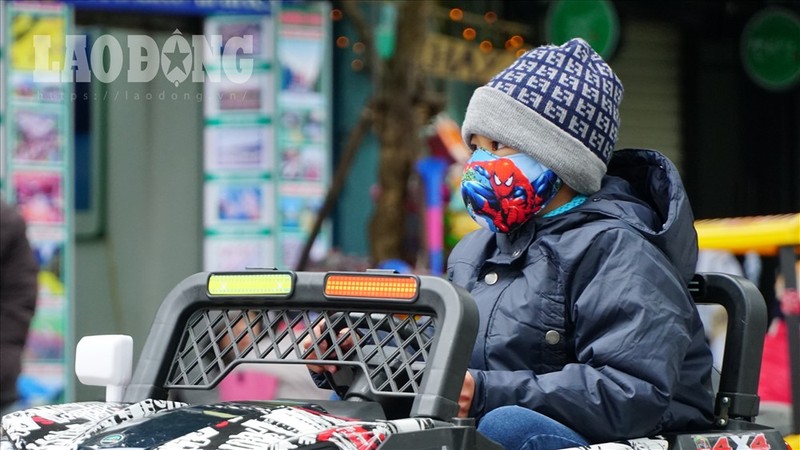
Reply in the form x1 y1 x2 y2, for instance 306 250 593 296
449 37 714 450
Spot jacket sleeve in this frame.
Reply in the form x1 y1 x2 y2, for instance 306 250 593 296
0 201 39 404
468 227 699 442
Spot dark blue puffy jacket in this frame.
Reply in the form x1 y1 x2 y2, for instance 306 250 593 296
447 149 714 443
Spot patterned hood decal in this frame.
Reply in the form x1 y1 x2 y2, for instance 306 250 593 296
1 400 435 450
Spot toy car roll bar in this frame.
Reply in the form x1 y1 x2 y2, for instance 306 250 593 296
121 270 479 422
122 271 770 427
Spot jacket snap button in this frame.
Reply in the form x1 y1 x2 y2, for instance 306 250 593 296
545 330 561 345
512 249 522 257
484 272 498 285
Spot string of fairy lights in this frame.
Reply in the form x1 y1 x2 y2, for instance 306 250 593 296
329 5 533 72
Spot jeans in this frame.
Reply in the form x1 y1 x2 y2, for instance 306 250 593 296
477 406 589 450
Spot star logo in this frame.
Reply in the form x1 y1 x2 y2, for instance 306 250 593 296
161 29 192 86
163 41 189 76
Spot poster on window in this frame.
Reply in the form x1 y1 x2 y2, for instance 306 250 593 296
3 0 73 406
204 234 275 272
278 9 325 105
204 124 273 173
203 15 274 62
204 71 275 117
202 2 330 272
11 107 64 164
204 177 275 230
274 2 331 270
12 170 65 225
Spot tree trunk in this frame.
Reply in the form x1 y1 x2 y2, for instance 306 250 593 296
368 1 432 265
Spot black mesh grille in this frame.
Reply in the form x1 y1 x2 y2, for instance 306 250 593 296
165 308 436 395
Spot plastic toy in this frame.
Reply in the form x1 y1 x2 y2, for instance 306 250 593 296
0 270 793 450
416 156 449 275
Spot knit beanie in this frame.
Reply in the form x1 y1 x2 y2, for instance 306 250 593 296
461 38 623 195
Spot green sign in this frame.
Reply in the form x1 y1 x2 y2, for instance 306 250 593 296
742 7 800 91
546 0 620 60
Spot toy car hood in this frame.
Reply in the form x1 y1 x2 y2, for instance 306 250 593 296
0 399 435 450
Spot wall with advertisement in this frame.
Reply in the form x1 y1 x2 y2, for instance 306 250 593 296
1 1 74 407
203 1 331 272
0 0 332 406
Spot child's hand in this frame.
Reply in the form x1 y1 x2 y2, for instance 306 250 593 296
458 371 475 417
301 321 353 374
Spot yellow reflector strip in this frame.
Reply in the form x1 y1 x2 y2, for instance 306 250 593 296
208 273 293 296
324 274 418 300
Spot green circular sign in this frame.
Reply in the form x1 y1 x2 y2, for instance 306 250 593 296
546 0 620 60
741 7 800 91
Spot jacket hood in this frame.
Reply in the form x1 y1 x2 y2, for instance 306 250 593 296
569 148 698 282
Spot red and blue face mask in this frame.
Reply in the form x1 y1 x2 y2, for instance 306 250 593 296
460 148 562 233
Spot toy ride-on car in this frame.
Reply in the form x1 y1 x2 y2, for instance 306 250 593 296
0 270 793 450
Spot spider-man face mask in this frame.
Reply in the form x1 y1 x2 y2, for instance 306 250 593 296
460 148 562 233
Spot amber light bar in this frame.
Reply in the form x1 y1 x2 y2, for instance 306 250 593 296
324 273 419 301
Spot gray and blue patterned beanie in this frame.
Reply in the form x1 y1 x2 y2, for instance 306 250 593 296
461 37 623 195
